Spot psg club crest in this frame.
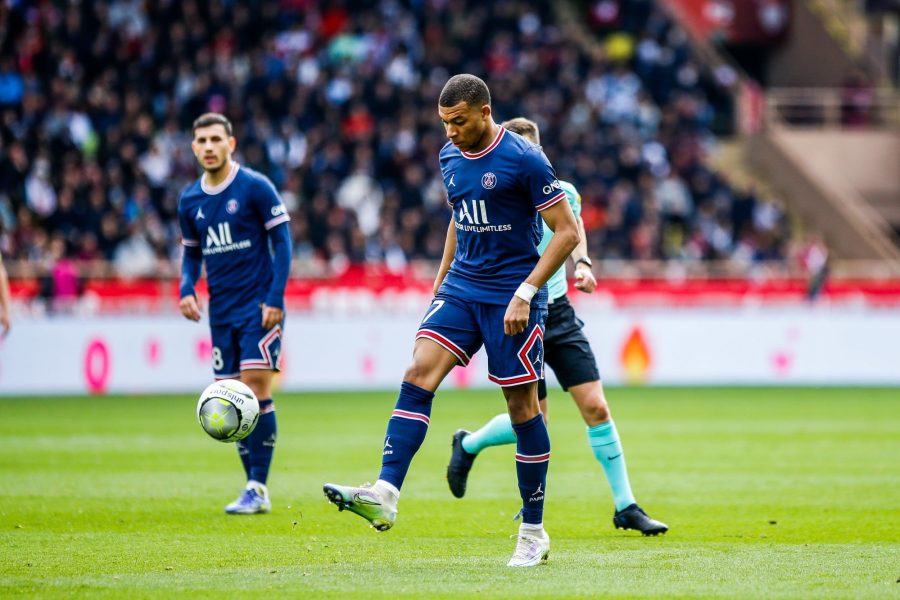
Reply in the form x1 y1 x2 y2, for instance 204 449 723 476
226 198 239 214
481 172 497 189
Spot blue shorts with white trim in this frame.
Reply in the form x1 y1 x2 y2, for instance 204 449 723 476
415 293 546 387
209 314 284 379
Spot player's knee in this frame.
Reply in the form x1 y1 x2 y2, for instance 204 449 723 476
574 384 610 424
240 371 272 399
589 401 610 423
505 388 540 423
583 395 610 424
403 360 433 388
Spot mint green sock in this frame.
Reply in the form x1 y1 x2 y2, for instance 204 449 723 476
587 420 636 511
461 413 517 454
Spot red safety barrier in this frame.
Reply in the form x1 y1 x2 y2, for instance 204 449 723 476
9 265 900 312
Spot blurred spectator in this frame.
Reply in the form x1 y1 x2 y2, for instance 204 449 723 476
863 0 900 85
0 57 23 107
114 223 157 278
840 69 876 127
797 232 829 301
25 158 57 218
35 233 83 314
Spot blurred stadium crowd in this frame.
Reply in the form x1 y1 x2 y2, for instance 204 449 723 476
0 0 793 285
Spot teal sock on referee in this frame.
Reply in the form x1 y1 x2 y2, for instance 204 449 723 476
587 420 636 511
461 413 517 454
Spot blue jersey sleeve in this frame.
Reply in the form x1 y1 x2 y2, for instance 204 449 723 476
177 192 202 298
520 146 566 212
252 176 291 231
250 176 292 309
180 246 202 299
177 193 200 248
265 224 292 309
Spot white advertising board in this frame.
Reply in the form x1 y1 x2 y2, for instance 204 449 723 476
1 307 898 395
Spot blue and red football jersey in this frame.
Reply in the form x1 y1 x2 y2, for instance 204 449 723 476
177 163 290 325
438 127 566 307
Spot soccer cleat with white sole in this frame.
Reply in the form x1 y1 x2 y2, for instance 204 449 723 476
323 483 396 531
225 482 271 514
507 531 550 567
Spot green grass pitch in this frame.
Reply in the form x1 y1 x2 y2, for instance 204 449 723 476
1 387 898 598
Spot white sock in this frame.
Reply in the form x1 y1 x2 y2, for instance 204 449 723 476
247 480 268 496
374 479 400 502
519 522 546 537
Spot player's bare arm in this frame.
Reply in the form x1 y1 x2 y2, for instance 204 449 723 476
571 216 596 293
433 217 457 296
504 200 579 335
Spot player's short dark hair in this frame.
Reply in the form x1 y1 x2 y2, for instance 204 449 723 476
192 113 233 137
439 74 491 109
501 117 540 145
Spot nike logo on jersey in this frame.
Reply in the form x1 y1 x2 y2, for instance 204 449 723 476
606 453 622 461
196 207 205 220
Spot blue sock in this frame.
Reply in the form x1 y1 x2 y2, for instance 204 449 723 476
236 439 251 479
378 382 434 490
244 399 277 485
513 413 550 525
587 420 636 511
461 413 517 454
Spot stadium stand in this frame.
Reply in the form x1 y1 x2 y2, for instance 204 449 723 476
0 0 796 295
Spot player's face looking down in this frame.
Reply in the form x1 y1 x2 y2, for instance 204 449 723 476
439 100 491 153
191 124 236 174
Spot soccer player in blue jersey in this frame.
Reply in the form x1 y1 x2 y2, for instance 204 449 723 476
178 113 292 514
324 75 580 567
446 117 668 536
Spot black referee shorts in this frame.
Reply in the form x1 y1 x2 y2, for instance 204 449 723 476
537 295 601 400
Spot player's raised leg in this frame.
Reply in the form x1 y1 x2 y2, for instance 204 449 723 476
324 336 458 530
504 381 551 567
570 380 667 535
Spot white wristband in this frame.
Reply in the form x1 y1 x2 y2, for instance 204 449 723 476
514 282 538 304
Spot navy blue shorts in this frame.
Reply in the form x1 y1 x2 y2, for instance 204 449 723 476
209 314 284 379
415 294 547 387
536 296 601 399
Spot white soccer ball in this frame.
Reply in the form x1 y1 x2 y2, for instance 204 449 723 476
196 379 260 443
